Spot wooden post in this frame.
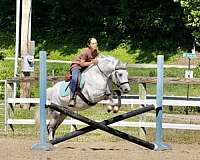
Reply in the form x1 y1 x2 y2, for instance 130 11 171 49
20 0 32 108
139 83 147 140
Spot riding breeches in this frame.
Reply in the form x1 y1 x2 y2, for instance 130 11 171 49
70 67 80 97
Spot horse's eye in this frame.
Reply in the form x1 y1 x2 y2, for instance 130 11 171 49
118 73 123 77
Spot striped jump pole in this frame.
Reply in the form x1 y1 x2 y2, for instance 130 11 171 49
48 103 157 150
155 55 171 150
32 51 52 151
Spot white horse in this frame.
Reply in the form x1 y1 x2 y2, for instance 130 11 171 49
47 56 130 140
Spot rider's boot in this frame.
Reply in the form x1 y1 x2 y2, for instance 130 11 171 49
69 93 76 107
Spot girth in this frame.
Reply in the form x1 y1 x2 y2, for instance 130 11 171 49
77 88 97 106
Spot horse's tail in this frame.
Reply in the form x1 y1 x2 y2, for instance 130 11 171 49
47 87 53 101
35 87 53 129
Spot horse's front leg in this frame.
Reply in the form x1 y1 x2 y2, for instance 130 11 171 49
107 96 120 113
47 109 67 141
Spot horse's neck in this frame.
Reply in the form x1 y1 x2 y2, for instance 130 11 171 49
81 65 112 102
83 65 109 89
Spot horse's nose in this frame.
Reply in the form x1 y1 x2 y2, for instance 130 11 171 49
124 87 130 93
124 88 128 93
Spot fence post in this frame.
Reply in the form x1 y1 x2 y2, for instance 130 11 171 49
155 55 171 150
32 51 52 151
139 83 147 140
4 80 8 133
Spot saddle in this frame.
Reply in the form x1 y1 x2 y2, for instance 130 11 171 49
59 75 86 97
61 68 97 106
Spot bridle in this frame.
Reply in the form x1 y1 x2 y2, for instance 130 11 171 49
113 68 129 88
96 64 129 108
96 64 129 88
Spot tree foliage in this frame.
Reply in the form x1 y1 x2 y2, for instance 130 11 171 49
0 0 199 62
181 0 200 46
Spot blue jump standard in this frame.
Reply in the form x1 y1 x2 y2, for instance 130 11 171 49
155 55 171 150
32 51 53 151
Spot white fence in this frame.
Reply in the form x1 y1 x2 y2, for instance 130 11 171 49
2 59 200 133
6 96 200 130
4 56 197 69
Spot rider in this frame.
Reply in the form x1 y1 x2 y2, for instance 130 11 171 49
69 37 99 107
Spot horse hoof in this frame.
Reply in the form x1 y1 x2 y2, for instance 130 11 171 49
113 106 119 113
107 105 112 113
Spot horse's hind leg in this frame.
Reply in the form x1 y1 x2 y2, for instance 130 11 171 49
47 109 66 140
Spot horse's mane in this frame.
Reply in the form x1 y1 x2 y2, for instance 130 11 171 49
82 55 121 74
98 54 116 61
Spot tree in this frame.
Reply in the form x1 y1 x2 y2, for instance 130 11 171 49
181 0 200 47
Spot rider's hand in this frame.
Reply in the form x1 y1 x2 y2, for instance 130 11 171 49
91 59 98 65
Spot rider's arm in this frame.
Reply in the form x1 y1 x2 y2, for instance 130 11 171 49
79 59 98 67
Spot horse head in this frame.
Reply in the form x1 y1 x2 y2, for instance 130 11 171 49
112 60 130 94
97 57 130 113
96 56 130 94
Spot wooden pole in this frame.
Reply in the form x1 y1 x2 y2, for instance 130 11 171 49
20 0 32 108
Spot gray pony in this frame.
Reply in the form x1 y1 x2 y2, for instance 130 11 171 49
46 56 130 140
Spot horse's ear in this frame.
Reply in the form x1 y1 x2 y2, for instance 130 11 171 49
114 59 120 68
115 59 120 65
115 60 127 69
124 62 128 68
121 62 127 69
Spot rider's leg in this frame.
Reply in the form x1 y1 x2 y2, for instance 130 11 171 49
69 67 80 106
